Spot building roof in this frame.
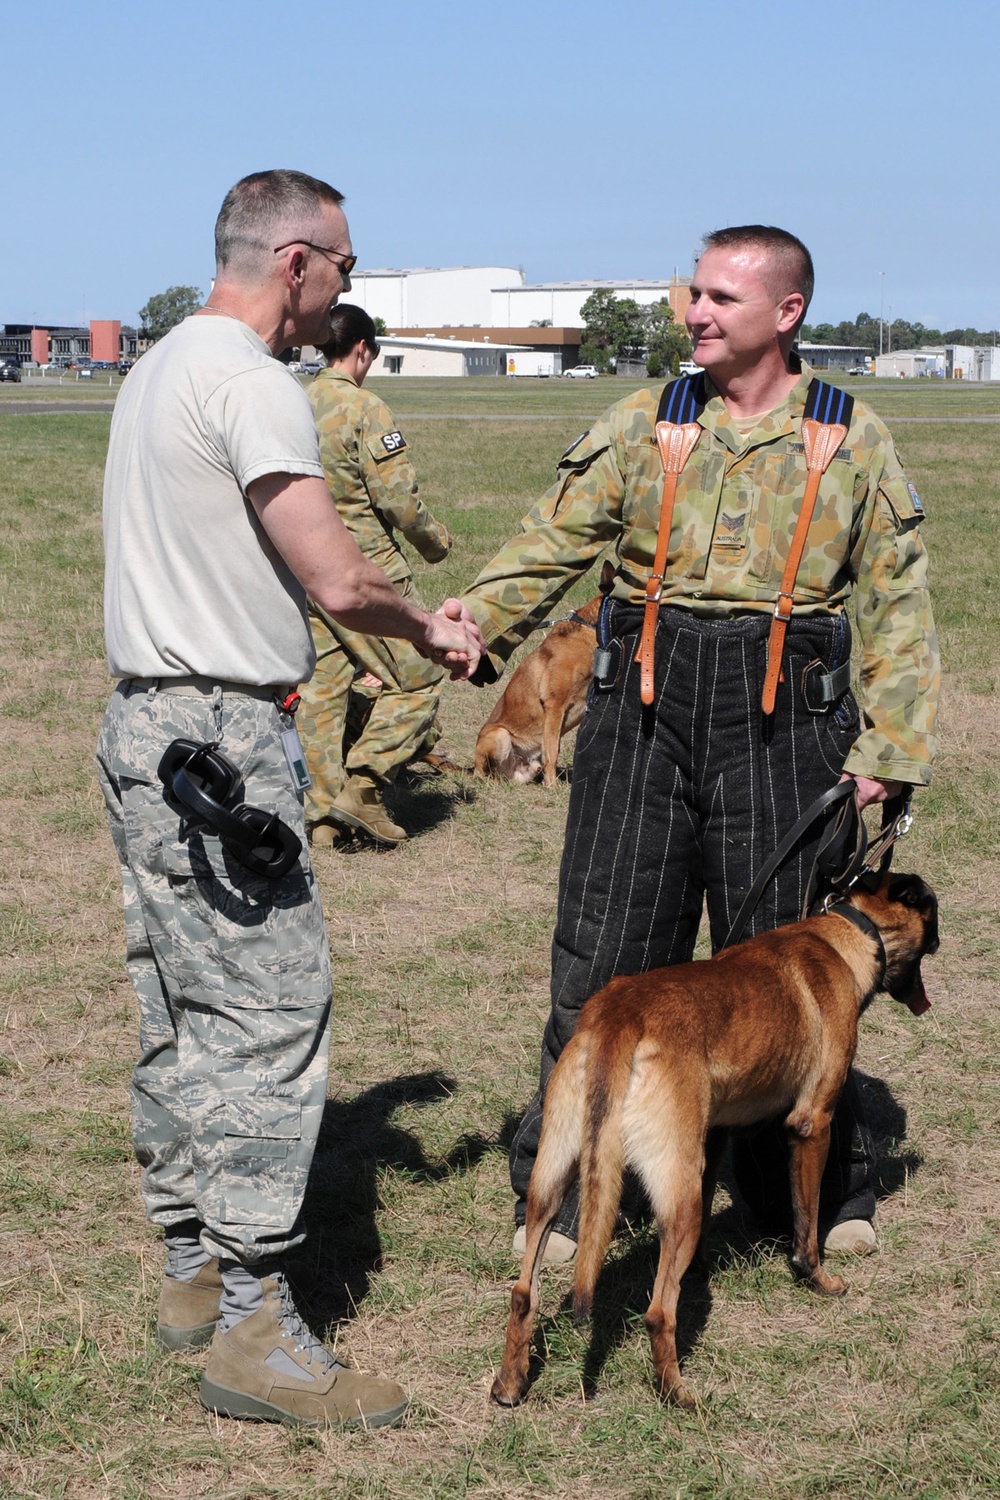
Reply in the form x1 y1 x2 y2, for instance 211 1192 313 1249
352 266 522 279
379 334 530 352
498 278 686 292
388 326 581 346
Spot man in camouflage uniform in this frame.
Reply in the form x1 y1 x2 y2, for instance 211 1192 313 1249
462 225 938 1263
96 170 482 1427
298 303 453 847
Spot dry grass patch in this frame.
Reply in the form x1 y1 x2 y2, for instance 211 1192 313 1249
1 396 999 1498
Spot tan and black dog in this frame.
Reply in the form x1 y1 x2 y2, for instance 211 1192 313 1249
491 870 939 1410
474 595 600 788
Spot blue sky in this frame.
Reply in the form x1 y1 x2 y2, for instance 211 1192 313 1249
4 0 997 331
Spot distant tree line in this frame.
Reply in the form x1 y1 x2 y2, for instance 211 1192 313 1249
801 311 999 350
579 290 693 376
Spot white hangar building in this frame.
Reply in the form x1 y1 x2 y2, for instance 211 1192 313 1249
349 266 524 328
349 267 692 331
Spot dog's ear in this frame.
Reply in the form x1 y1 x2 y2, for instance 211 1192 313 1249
887 872 930 908
887 871 940 955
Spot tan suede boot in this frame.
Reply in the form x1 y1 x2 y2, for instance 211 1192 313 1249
157 1258 223 1351
200 1274 409 1428
307 818 344 849
328 774 406 846
511 1224 577 1266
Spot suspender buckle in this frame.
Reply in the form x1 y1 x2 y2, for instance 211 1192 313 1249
645 575 663 605
773 591 794 622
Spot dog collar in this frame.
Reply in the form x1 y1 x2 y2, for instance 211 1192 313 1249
827 900 887 989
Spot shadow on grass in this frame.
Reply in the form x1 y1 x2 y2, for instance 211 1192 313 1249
292 1072 512 1330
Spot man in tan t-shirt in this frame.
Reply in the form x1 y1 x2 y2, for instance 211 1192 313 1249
97 169 482 1430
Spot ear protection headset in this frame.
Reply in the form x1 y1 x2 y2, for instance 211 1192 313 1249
157 739 302 880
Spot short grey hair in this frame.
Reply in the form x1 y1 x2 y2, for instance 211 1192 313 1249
214 169 345 281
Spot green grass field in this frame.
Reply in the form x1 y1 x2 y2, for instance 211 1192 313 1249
1 376 998 1499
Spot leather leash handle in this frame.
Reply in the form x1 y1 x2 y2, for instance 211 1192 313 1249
761 418 848 715
634 420 701 705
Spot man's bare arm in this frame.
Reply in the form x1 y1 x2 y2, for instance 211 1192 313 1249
247 472 482 677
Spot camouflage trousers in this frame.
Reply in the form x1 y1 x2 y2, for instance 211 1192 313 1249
96 680 333 1263
299 586 444 824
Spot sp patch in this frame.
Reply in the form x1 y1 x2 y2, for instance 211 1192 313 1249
907 481 924 515
379 430 407 455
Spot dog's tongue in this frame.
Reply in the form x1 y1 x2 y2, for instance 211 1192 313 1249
905 978 931 1016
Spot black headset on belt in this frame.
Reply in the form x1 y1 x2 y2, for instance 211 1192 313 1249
157 739 302 880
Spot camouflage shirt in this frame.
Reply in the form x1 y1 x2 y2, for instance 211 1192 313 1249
463 363 939 785
308 369 451 584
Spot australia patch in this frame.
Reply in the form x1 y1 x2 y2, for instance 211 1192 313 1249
907 481 924 514
379 430 407 455
713 511 747 548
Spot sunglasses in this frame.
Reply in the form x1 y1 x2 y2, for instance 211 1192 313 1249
273 241 357 277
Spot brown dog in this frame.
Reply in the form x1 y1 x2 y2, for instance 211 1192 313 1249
491 870 938 1410
474 595 600 788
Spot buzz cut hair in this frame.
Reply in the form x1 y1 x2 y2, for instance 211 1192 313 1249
214 169 345 281
701 224 814 326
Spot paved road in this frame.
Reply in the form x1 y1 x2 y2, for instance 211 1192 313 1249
4 401 116 414
5 403 1000 424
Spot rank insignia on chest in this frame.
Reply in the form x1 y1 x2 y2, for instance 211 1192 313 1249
713 511 747 548
380 431 407 454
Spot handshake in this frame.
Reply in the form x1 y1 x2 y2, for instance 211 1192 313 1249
415 598 486 681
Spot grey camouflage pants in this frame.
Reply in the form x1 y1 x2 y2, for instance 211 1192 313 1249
96 680 333 1263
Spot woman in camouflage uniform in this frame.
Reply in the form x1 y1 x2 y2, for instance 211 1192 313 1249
297 304 453 846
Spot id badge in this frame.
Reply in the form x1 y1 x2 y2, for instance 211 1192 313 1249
280 724 311 791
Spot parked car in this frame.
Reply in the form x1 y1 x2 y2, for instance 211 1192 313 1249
300 360 323 375
565 364 599 379
0 359 22 383
118 360 134 376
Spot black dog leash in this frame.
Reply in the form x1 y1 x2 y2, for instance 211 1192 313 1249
722 782 913 950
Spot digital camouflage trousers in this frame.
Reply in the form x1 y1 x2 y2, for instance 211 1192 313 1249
96 680 333 1263
299 584 444 824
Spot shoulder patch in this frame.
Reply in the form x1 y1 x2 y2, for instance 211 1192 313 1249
379 430 407 455
907 481 924 515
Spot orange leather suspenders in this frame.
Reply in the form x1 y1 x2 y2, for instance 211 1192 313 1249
634 375 704 706
637 375 854 714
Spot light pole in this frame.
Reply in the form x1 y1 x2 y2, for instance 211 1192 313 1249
879 271 885 357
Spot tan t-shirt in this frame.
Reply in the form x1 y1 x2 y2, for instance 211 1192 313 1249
103 315 324 684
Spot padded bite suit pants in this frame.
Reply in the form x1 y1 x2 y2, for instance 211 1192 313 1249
509 604 877 1238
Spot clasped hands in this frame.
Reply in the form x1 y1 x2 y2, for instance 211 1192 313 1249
417 598 486 681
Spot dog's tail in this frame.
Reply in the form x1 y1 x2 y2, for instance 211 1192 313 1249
572 1011 637 1323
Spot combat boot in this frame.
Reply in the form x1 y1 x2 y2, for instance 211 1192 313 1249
307 818 344 849
328 774 406 846
200 1271 409 1428
157 1257 223 1351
